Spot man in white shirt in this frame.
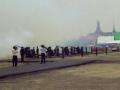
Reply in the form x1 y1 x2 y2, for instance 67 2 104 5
40 45 47 64
12 46 19 67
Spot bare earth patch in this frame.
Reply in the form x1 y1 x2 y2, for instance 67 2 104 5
0 63 120 90
0 52 120 90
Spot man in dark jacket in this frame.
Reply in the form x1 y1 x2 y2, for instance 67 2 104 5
36 46 39 58
20 47 25 62
80 47 84 57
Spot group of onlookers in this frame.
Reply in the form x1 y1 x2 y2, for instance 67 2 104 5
12 45 90 67
12 45 47 67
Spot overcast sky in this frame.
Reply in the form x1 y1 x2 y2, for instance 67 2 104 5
0 0 120 46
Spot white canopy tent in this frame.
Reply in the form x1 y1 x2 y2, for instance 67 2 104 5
97 36 120 44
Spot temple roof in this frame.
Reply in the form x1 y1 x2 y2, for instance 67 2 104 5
93 21 116 36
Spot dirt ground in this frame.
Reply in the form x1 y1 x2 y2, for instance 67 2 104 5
0 52 120 68
0 64 120 90
0 52 120 90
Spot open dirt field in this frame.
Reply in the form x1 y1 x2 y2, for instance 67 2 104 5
0 52 120 90
0 63 120 90
0 52 120 68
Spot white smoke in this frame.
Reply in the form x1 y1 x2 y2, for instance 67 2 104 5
0 27 33 60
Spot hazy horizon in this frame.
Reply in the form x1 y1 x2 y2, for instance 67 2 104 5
0 0 120 59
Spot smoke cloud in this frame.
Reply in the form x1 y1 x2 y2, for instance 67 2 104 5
0 27 33 59
0 0 120 59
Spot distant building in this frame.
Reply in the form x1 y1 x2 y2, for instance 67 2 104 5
83 21 118 46
91 21 116 38
63 21 119 47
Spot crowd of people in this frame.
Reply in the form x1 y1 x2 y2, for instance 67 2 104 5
11 44 120 67
12 45 91 67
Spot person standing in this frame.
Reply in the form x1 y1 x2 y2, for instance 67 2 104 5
31 47 35 58
96 47 98 56
20 47 25 62
80 47 84 57
85 47 88 55
47 47 52 58
40 45 47 64
12 46 19 67
36 46 39 58
61 47 65 58
76 46 80 54
105 46 108 55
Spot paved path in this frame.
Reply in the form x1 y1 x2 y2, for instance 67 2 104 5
0 59 96 78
